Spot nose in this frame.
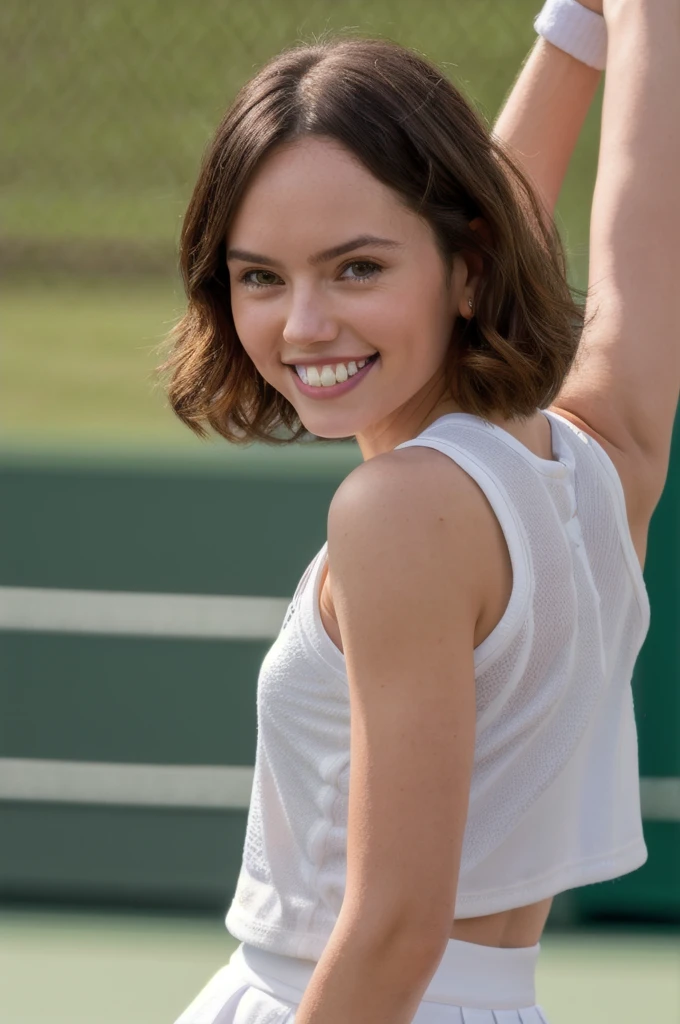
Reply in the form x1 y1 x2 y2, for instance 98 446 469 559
282 285 339 350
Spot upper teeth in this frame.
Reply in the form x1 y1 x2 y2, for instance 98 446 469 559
295 358 373 387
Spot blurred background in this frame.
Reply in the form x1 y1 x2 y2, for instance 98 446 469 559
1 1 678 1021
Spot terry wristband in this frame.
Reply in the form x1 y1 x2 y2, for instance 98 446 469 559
534 0 608 71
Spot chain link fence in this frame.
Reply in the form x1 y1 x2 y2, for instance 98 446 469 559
4 0 567 281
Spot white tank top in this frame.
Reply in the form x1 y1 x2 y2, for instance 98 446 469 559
225 409 650 961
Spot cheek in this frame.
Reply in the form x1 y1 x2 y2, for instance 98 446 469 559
351 297 404 347
369 281 453 361
230 297 278 368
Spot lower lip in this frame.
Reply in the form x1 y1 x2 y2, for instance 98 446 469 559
289 356 379 400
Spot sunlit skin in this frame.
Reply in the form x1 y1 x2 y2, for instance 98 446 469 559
226 135 484 460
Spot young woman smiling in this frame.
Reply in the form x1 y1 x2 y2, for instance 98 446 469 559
167 1 679 1021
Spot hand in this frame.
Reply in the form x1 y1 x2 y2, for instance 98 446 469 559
576 0 603 13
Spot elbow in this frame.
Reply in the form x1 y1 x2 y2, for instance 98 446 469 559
339 902 453 976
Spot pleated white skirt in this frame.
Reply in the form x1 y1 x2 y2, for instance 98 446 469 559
174 936 550 1023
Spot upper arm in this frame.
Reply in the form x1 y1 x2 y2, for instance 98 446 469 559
559 7 680 514
326 449 485 956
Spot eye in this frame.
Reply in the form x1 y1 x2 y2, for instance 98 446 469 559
340 260 382 283
240 269 282 289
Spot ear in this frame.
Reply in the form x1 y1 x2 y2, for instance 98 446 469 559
456 217 490 319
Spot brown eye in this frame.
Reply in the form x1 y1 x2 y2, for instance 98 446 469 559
242 270 281 288
341 261 382 282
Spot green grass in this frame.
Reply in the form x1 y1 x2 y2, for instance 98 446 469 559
1 909 678 1024
3 190 188 245
1 279 191 445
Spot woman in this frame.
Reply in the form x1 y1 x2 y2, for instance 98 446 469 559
166 0 679 1020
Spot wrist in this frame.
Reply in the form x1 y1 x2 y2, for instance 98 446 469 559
575 0 603 13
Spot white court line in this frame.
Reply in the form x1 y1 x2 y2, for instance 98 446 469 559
0 759 254 809
1 759 679 820
0 586 289 639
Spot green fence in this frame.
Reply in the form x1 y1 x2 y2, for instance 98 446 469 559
1 424 678 922
0 442 360 909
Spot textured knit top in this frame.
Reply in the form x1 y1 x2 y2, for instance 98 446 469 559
225 409 650 961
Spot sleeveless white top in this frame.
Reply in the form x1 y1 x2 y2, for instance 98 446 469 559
225 409 650 960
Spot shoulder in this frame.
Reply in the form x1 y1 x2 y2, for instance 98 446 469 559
327 446 496 615
329 445 488 539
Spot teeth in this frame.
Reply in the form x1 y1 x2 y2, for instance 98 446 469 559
295 356 375 387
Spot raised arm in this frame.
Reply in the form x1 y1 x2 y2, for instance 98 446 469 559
554 0 680 516
493 19 602 217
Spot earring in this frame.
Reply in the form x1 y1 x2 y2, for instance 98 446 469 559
467 298 474 315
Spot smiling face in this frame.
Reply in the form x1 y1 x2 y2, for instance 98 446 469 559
226 136 475 457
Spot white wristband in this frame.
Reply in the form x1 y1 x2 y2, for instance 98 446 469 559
534 0 607 71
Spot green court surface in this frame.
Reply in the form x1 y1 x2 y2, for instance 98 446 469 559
1 909 678 1023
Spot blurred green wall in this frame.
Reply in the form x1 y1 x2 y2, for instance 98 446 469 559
1 422 678 922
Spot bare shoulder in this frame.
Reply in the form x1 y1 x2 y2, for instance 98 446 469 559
327 445 503 622
549 403 652 567
328 445 495 547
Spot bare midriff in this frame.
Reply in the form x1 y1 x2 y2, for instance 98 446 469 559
447 897 554 947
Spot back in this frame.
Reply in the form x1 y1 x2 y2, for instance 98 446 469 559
396 410 650 912
225 408 650 957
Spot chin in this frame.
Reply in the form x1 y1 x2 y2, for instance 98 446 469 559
301 421 357 441
296 409 364 441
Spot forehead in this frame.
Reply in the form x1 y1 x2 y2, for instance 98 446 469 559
228 136 415 245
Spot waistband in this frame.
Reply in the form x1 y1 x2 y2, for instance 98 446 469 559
228 936 541 1011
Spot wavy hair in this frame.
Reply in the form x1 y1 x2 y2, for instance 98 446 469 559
159 36 583 444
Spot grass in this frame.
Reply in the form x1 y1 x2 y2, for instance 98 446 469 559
1 908 678 1024
1 279 189 445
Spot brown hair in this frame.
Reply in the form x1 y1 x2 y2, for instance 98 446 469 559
159 36 583 444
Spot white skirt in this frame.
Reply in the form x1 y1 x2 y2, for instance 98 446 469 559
174 935 550 1023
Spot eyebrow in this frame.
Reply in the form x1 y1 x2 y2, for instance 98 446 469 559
226 235 404 268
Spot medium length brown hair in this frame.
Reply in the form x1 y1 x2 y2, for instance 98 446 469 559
160 36 583 444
